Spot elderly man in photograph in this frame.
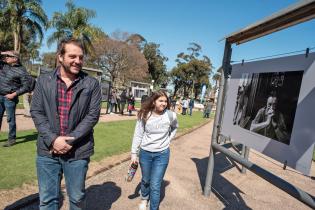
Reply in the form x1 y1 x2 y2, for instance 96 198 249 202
31 37 101 210
0 50 33 147
250 95 290 143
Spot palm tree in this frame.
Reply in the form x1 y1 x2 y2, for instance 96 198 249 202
3 0 48 53
212 71 221 98
26 42 40 71
47 0 101 54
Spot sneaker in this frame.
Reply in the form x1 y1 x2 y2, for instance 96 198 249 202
138 200 148 210
3 139 16 147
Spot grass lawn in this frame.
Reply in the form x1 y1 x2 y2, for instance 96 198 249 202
0 111 209 189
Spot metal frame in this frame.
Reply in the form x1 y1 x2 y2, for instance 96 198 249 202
203 1 315 208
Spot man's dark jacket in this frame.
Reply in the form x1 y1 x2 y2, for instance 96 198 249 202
0 62 32 96
30 69 102 160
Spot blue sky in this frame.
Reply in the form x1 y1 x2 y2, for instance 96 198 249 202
41 0 315 71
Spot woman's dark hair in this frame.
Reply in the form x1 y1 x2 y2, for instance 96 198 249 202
137 90 170 122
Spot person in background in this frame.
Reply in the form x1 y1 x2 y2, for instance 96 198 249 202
0 50 33 147
177 97 182 114
120 89 128 115
109 89 118 114
116 90 121 114
31 37 101 209
203 99 213 118
127 94 135 116
188 97 195 116
171 96 177 111
23 76 36 118
181 97 188 115
130 90 178 210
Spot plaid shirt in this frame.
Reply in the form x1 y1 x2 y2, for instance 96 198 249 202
57 71 80 136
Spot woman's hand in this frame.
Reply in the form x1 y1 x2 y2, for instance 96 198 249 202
131 153 138 164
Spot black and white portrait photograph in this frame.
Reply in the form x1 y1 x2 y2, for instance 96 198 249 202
233 71 304 145
222 53 315 174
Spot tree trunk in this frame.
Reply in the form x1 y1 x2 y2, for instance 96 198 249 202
13 31 19 52
14 24 22 52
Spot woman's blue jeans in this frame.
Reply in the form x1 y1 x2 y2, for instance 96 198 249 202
139 148 170 210
36 156 89 210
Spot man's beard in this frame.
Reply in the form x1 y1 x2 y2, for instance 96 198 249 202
60 61 81 75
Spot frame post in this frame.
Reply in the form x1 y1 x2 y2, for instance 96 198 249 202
241 145 250 173
204 40 232 196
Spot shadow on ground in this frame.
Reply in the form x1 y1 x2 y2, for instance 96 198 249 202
85 181 121 210
128 180 170 203
5 182 120 210
0 132 38 144
192 144 252 210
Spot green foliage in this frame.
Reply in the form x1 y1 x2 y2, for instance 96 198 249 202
1 0 48 52
142 42 169 88
171 42 213 98
0 112 209 189
47 0 103 55
41 52 56 68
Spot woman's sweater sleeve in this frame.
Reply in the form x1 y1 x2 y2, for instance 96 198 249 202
169 112 178 141
131 119 145 154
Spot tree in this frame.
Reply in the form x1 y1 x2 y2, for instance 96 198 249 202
47 0 102 55
171 43 213 98
2 0 48 52
142 43 168 88
41 52 56 69
23 42 40 72
91 36 148 87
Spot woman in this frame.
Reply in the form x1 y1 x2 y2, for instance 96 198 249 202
128 94 135 116
130 90 178 210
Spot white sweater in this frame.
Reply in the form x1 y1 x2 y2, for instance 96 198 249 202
131 111 178 154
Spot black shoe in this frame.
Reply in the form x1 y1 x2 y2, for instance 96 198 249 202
3 139 16 147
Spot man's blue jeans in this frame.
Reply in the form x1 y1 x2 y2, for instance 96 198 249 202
139 148 170 210
0 95 17 140
189 106 193 116
36 156 89 210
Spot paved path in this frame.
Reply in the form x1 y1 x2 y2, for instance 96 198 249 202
21 121 314 210
0 109 137 132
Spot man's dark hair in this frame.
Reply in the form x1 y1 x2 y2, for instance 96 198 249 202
57 37 85 56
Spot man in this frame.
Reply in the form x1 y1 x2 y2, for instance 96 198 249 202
181 97 188 115
119 89 127 115
188 97 194 116
170 96 177 111
203 99 212 118
31 37 101 210
0 50 33 147
250 95 289 143
109 89 118 114
23 77 35 118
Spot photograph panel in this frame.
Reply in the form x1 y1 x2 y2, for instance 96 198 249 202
233 71 304 145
